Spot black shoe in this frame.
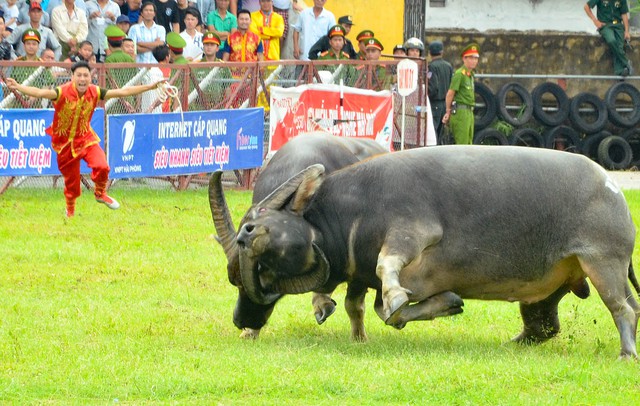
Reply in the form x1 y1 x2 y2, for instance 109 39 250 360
622 67 630 77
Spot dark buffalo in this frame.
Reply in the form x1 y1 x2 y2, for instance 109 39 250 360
209 132 386 339
226 145 640 358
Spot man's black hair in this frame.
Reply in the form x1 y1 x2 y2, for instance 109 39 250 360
237 8 251 18
71 60 90 73
152 44 170 62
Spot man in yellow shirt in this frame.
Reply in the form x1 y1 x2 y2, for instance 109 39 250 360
250 0 284 60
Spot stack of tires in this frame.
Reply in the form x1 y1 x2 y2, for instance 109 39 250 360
471 81 640 170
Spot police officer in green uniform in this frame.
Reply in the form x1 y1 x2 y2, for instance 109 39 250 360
584 0 632 76
104 26 135 64
355 30 374 60
167 32 189 65
318 25 351 60
443 43 479 145
357 37 390 91
427 40 453 145
318 25 354 85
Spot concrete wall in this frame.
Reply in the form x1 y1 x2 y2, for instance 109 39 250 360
426 0 605 33
426 28 640 97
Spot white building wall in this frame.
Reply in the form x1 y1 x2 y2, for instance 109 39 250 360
425 0 608 33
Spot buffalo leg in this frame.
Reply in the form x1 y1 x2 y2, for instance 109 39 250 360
234 288 277 339
344 283 369 341
513 286 569 345
386 291 464 329
312 292 337 325
579 257 639 359
376 227 443 324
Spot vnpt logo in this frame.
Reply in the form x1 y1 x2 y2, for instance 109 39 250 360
121 120 136 154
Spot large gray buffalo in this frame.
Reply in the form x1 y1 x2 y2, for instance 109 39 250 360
209 132 386 339
226 145 640 358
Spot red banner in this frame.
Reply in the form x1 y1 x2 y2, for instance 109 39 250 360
269 84 394 154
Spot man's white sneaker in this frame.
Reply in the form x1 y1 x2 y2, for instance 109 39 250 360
95 194 120 210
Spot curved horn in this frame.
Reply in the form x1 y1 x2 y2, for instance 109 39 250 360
272 243 331 294
239 250 282 305
255 164 325 211
208 171 239 282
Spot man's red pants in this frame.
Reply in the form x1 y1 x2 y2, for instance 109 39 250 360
57 143 110 208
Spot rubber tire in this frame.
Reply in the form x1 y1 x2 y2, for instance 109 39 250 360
604 82 640 128
531 82 570 127
473 128 509 145
581 131 610 160
569 92 608 134
496 82 534 127
510 128 544 148
597 135 633 170
622 128 640 167
544 125 582 153
474 82 497 131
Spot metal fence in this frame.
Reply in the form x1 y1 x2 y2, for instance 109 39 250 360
0 58 428 192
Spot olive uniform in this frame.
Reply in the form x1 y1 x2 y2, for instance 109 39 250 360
104 49 135 63
427 40 453 145
448 44 479 145
586 0 631 75
357 37 391 91
104 26 135 64
318 25 355 84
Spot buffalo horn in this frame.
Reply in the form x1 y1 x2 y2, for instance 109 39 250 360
272 243 331 294
208 171 240 282
239 249 282 305
255 164 325 211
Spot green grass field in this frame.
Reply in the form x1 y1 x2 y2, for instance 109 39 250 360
1 186 640 404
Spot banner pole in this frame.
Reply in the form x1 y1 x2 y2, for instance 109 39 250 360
401 96 406 151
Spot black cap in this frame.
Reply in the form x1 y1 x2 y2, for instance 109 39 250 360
337 15 354 26
429 40 443 55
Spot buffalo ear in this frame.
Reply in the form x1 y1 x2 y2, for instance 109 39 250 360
255 164 325 212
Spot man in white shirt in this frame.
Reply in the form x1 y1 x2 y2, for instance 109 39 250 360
128 1 166 62
51 0 89 60
179 7 203 60
291 0 334 61
86 0 121 62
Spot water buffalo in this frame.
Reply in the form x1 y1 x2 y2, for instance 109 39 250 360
231 145 640 358
209 132 387 339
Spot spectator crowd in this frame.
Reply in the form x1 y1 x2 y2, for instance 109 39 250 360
0 0 391 66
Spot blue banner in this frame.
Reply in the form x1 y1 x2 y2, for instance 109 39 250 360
107 108 264 179
0 109 105 176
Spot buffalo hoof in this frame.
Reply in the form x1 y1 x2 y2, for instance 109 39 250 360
511 330 554 345
314 298 337 325
239 328 260 339
384 297 410 328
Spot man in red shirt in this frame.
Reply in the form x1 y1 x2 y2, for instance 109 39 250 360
5 61 164 218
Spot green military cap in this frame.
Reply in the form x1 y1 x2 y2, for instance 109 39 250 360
364 37 383 51
166 32 186 52
461 43 480 58
203 31 221 45
104 25 127 41
22 29 41 43
327 24 345 38
356 30 374 42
